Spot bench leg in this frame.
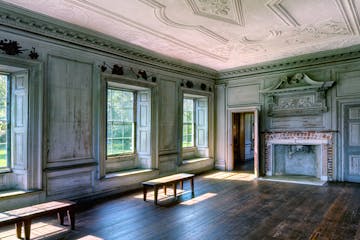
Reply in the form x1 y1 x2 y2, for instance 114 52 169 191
67 209 75 230
15 222 22 239
58 211 65 225
163 185 167 195
24 219 31 240
173 183 177 198
190 177 195 197
154 186 158 205
180 180 183 190
143 186 147 201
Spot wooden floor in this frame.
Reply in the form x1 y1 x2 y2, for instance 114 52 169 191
1 170 360 240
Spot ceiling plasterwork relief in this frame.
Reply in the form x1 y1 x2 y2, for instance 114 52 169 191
2 0 360 70
285 20 350 45
241 30 282 44
266 0 299 27
139 0 229 44
186 0 244 26
65 0 228 61
334 0 360 35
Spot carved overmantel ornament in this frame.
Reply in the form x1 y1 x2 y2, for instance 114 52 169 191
260 73 335 116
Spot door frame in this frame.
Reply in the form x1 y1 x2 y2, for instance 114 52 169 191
226 106 259 177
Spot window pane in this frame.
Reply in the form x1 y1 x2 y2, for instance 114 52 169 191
107 89 134 155
182 98 194 147
0 75 8 168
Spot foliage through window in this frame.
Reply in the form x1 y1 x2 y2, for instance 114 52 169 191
107 89 134 155
182 95 208 149
0 74 9 169
183 98 194 147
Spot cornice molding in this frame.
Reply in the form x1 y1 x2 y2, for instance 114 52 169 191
0 2 217 79
218 44 360 80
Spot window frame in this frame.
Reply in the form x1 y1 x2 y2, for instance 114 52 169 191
0 55 43 191
100 73 157 178
180 87 213 161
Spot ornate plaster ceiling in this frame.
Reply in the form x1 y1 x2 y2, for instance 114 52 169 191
3 0 360 70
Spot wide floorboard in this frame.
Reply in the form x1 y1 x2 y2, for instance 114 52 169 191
1 171 360 240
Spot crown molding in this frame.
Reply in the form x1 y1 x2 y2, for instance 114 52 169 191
0 2 217 79
218 44 360 80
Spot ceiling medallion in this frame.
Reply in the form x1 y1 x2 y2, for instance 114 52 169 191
186 0 244 26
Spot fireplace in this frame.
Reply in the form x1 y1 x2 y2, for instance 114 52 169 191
260 73 335 182
264 132 334 181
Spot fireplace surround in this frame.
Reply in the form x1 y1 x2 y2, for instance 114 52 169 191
264 131 334 181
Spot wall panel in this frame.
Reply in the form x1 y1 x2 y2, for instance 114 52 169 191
47 56 93 162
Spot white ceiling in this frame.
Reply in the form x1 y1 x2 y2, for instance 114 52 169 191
3 0 360 70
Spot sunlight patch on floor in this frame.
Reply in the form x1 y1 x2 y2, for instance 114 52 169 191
0 221 68 240
134 189 187 200
180 192 217 206
204 171 255 181
77 235 104 240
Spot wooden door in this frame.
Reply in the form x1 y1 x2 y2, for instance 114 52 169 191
344 104 360 183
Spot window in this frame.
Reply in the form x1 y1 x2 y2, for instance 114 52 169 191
183 98 194 147
107 89 135 156
0 74 9 169
0 58 42 192
101 77 155 176
182 94 208 150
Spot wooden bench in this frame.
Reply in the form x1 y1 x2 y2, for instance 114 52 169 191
142 173 195 205
0 200 76 240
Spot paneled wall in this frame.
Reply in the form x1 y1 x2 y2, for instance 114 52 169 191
217 56 360 182
0 4 215 210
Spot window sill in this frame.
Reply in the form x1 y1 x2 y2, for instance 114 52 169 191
107 153 136 161
0 189 40 200
182 157 209 165
0 168 11 174
182 147 197 153
105 168 154 179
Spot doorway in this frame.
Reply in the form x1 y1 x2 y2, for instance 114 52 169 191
232 112 254 172
226 107 259 176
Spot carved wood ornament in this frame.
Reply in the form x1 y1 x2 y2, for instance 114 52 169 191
260 73 335 116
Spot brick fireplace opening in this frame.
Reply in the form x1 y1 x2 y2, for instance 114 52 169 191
264 132 334 182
